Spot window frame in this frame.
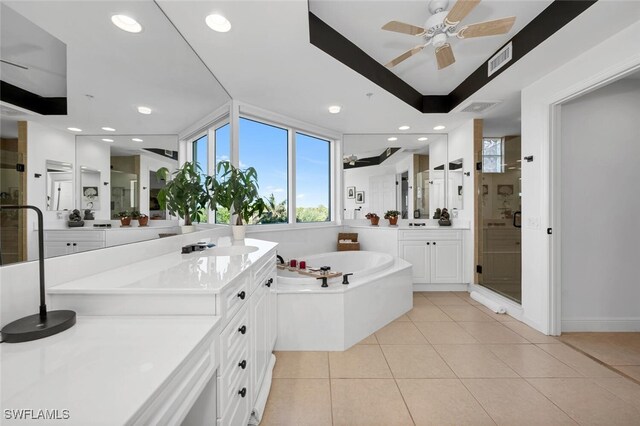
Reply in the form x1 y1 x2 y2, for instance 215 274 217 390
294 130 332 223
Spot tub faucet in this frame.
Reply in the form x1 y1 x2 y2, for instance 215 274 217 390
276 255 285 265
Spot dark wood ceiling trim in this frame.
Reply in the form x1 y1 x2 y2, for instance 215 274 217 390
308 0 597 114
0 81 67 115
448 0 597 110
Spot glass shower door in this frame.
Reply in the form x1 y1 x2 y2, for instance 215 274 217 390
0 148 26 265
477 137 522 303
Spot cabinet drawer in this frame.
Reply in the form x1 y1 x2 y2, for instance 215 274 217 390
219 343 250 416
221 273 250 321
217 372 251 426
220 304 250 371
44 230 106 242
399 230 462 241
251 252 276 293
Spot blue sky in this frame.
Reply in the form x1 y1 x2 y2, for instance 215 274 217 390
197 119 329 209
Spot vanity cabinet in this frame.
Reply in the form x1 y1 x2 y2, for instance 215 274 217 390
44 230 106 257
217 252 277 426
398 230 463 286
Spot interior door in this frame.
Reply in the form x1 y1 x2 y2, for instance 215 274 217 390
477 136 522 303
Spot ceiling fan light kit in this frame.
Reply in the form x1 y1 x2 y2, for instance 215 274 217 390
382 0 515 70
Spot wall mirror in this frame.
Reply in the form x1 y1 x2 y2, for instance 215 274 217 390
46 160 73 211
448 158 464 212
1 1 230 265
342 134 447 220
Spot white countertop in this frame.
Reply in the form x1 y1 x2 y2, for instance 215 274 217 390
348 224 470 230
0 316 220 425
48 238 278 295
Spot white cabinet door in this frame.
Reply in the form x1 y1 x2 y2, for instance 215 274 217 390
74 241 106 253
268 276 277 351
399 241 430 283
430 240 462 283
44 241 73 258
250 283 269 396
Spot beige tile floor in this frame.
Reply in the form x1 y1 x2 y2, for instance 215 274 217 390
560 332 640 383
261 292 640 425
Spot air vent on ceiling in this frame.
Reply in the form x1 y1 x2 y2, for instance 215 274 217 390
488 42 512 77
459 100 502 114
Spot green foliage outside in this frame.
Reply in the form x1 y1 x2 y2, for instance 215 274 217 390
296 205 329 223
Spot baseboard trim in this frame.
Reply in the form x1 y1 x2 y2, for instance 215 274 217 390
413 283 468 292
562 318 640 332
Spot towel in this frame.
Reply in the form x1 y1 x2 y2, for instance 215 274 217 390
339 239 354 243
248 353 277 425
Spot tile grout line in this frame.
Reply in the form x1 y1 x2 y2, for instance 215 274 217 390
377 341 417 426
557 340 640 386
327 352 334 426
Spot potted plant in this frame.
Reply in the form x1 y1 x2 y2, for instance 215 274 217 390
384 210 401 226
156 162 208 233
131 210 149 227
118 210 131 227
210 161 266 240
365 212 380 226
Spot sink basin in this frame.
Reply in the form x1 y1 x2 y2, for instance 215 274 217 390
208 245 259 256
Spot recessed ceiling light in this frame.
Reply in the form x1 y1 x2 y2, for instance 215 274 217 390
433 125 446 130
328 105 341 114
137 106 152 115
132 138 143 142
67 127 82 132
111 15 142 33
101 127 116 132
205 14 231 32
387 137 398 142
418 137 428 141
398 125 410 130
102 138 114 143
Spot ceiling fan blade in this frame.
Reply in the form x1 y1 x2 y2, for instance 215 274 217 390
381 21 426 36
435 43 456 70
458 16 516 39
385 45 425 68
445 0 481 26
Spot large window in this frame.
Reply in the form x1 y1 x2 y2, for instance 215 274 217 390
214 123 231 223
482 138 504 173
239 117 288 224
295 132 330 222
192 134 208 177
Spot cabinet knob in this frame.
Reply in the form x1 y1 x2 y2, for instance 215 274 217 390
66 243 71 246
265 278 273 287
238 325 247 335
73 243 77 246
426 242 430 245
238 360 247 369
433 242 436 245
237 291 246 300
238 387 247 398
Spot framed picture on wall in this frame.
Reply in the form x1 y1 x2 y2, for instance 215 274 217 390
82 186 100 210
347 186 356 199
355 191 365 204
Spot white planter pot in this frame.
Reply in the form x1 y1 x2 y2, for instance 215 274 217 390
232 225 247 240
181 225 196 234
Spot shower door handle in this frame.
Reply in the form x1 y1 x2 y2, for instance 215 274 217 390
513 211 522 228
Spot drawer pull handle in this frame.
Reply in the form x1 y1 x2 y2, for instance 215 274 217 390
433 242 437 245
237 291 246 300
238 360 247 369
66 243 71 246
238 387 247 398
265 278 273 287
238 325 247 335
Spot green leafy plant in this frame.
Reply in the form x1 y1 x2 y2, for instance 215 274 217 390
156 162 208 226
259 193 288 224
130 210 141 219
118 210 131 218
384 210 400 219
211 161 266 226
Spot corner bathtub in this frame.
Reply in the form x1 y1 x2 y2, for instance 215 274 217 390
275 251 413 351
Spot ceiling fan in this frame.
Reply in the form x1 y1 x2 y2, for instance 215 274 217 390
382 0 516 70
343 155 371 166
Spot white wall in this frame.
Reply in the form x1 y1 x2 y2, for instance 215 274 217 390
343 165 394 218
521 20 640 334
246 225 341 259
560 78 640 331
26 122 76 260
447 120 476 284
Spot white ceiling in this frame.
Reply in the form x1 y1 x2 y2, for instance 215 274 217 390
343 133 447 159
2 1 230 147
309 0 552 94
2 0 639 149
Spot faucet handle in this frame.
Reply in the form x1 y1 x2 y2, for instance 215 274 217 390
342 273 353 285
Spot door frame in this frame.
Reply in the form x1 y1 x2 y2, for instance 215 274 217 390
548 61 640 335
